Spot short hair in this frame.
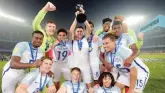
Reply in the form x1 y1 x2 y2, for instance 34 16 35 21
99 72 115 87
77 26 84 30
41 56 52 62
57 28 68 35
112 21 122 26
71 67 81 74
46 20 56 25
88 21 94 27
84 21 94 30
102 33 118 41
102 18 112 24
32 31 44 37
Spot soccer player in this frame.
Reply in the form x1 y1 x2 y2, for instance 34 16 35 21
15 56 56 93
89 72 121 93
114 15 144 50
111 21 139 67
69 8 92 88
102 33 150 93
57 67 87 93
47 28 72 90
87 21 100 85
2 31 44 93
33 2 56 52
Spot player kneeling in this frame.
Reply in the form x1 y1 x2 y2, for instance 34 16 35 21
102 33 150 93
57 67 87 93
15 56 56 93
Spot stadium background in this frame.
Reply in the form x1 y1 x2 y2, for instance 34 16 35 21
0 0 165 93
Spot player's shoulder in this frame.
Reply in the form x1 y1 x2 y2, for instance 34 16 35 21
111 86 121 92
117 45 131 54
80 82 86 87
16 41 28 46
62 81 71 87
24 69 39 79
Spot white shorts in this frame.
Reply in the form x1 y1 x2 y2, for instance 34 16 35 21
117 71 150 92
89 56 100 80
51 62 71 82
111 68 119 81
2 69 25 93
73 65 92 84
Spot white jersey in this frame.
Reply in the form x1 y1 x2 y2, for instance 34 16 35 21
116 33 135 47
2 42 43 78
94 86 121 93
52 41 72 63
61 81 87 93
88 35 100 80
2 42 43 93
72 37 89 67
21 69 53 93
107 46 149 74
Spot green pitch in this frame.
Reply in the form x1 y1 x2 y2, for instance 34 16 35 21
0 54 165 93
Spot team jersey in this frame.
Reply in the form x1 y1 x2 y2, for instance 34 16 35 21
98 31 109 47
106 45 149 75
94 86 121 93
87 34 100 80
32 10 56 52
3 42 43 77
51 41 72 63
116 33 135 47
61 81 87 93
72 37 89 66
95 28 143 49
21 69 53 93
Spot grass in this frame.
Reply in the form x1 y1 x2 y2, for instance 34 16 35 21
0 53 165 93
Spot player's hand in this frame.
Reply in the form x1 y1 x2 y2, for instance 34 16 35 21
75 11 80 16
123 57 134 67
127 89 135 93
103 62 113 71
79 7 85 14
47 85 56 93
114 15 125 22
33 59 42 68
137 32 144 41
43 2 56 12
88 87 94 93
92 34 98 42
47 71 54 77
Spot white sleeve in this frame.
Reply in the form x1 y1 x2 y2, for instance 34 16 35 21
12 42 27 57
127 34 135 46
21 70 38 85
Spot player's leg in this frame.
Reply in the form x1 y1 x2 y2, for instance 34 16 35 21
62 63 71 81
2 71 18 93
51 62 62 90
80 66 92 88
90 62 100 85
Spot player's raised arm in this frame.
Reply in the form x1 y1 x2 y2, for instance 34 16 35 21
32 2 56 33
69 12 79 40
84 20 91 38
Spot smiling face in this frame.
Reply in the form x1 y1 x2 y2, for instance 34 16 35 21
40 59 53 73
31 33 44 48
45 22 56 36
102 38 116 52
75 27 84 39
